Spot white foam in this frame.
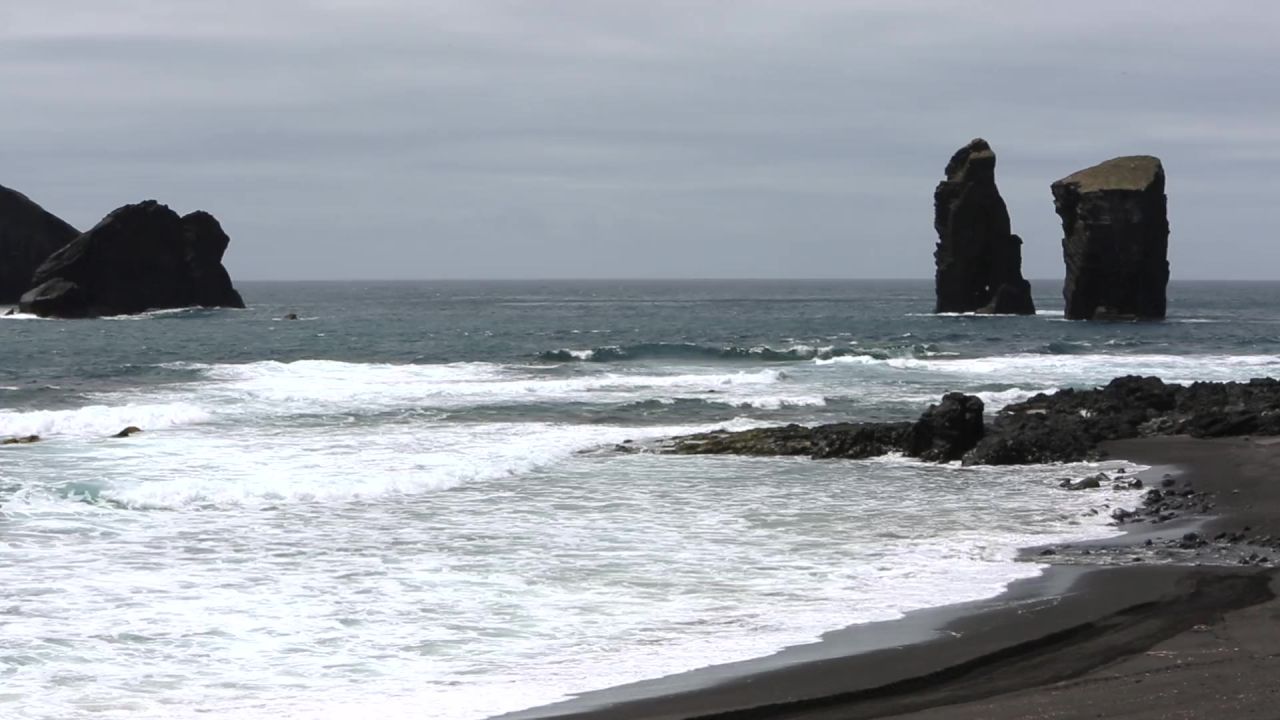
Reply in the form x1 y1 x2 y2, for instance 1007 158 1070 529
886 352 1280 384
973 387 1047 408
815 351 1280 386
6 416 770 510
0 402 210 438
731 395 828 409
0 311 46 320
171 359 794 416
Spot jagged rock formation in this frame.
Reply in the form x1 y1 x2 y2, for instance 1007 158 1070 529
668 393 985 463
658 376 1280 467
19 200 245 318
0 184 79 303
933 139 1035 315
1052 156 1169 320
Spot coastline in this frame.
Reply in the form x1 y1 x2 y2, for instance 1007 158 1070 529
501 435 1280 720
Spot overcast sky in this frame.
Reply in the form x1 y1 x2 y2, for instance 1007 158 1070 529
2 1 1278 280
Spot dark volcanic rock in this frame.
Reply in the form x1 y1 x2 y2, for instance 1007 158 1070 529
18 201 245 318
2 434 41 445
661 376 1280 467
668 422 912 460
666 393 986 463
1053 156 1169 320
0 183 79 303
933 139 1035 315
902 392 984 462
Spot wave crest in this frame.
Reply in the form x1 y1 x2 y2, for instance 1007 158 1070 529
539 342 953 364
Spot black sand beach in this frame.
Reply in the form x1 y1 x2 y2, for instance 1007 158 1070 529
505 436 1280 720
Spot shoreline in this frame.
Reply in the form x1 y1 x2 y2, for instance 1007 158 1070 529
501 435 1280 720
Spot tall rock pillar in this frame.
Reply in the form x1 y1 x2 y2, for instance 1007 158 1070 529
933 139 1035 315
1052 156 1169 320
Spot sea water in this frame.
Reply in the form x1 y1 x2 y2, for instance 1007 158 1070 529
3 280 1279 719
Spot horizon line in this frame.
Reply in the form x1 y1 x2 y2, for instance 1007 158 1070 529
227 276 1279 284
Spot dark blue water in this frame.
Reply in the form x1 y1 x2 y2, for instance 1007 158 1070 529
4 279 1279 416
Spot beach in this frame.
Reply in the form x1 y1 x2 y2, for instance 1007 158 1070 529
6 280 1280 719
508 435 1280 720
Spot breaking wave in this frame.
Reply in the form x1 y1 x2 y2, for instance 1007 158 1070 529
538 342 956 363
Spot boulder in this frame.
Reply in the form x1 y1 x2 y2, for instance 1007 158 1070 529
1052 156 1169 320
0 183 79 303
933 139 1035 315
1061 473 1107 491
901 392 984 462
18 201 245 318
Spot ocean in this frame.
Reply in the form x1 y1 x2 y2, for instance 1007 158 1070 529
3 279 1280 720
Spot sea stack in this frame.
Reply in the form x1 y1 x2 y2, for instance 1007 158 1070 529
18 200 245 318
932 139 1035 315
0 183 80 303
1052 156 1169 320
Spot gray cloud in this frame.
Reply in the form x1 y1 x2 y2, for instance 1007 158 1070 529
2 1 1278 279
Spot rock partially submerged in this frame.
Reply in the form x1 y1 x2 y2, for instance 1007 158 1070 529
2 434 41 445
933 139 1035 315
19 201 245 318
112 426 142 438
660 376 1280 467
1053 156 1169 320
668 394 984 462
0 183 79 303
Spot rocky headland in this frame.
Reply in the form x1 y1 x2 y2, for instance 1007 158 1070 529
660 375 1280 466
933 139 1035 315
1053 155 1169 320
0 183 80 303
18 200 244 318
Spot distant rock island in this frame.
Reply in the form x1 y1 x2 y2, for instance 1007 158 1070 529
0 184 80 304
18 200 244 318
1052 155 1169 320
932 139 1035 315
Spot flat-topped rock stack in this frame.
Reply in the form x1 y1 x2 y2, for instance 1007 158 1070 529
1052 155 1169 320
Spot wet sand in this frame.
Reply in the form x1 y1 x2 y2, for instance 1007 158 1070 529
503 436 1280 720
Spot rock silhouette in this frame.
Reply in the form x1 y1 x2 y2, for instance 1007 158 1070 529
0 183 79 303
19 200 245 318
1052 156 1169 320
933 139 1035 315
660 376 1280 467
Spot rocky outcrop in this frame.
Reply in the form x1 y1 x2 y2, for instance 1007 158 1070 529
2 435 41 445
965 376 1280 464
658 376 1280 466
933 139 1035 315
1052 156 1169 320
0 184 79 303
666 394 985 463
19 201 244 318
667 422 912 460
901 392 985 462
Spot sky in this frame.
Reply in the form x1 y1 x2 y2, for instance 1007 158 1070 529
2 1 1278 281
